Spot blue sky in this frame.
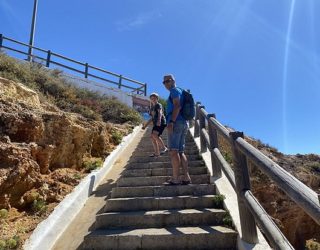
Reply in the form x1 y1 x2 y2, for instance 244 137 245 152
1 0 319 154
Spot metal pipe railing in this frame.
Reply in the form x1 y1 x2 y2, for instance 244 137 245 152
0 34 147 96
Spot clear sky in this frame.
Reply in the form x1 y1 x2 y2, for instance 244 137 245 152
1 0 319 154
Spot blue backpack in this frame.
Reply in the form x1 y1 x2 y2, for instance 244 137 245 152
170 88 195 120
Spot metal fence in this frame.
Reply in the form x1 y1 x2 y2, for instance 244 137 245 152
0 34 147 96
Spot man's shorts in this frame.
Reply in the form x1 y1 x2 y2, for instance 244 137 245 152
167 121 188 152
152 124 166 136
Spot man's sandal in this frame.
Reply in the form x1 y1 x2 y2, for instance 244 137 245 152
163 180 181 186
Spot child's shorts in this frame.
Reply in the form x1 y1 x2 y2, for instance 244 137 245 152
152 124 166 136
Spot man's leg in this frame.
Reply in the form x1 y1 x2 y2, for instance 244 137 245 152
180 152 191 182
179 123 191 182
169 150 180 182
166 124 182 184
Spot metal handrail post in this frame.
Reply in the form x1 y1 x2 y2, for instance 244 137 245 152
28 0 38 62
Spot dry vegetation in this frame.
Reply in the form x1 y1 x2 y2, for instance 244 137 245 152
217 132 320 249
0 52 141 249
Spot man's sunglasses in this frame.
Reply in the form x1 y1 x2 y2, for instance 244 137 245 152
163 79 172 84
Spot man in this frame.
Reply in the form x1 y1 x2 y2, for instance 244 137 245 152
163 74 191 185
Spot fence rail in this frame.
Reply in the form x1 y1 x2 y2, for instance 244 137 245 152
193 103 320 250
0 34 147 96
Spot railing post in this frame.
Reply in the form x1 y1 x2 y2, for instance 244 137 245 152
144 83 147 96
194 102 201 138
0 34 3 48
230 131 258 244
208 114 222 177
46 50 51 67
199 106 207 153
118 75 122 89
85 63 89 78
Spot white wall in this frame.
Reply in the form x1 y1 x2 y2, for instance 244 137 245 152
62 73 133 107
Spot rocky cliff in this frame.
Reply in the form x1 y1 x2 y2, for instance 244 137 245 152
218 131 320 249
246 138 320 249
0 77 131 247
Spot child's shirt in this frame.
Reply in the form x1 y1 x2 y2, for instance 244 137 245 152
152 103 166 126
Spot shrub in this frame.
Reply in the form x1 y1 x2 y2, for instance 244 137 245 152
0 240 6 250
83 158 103 172
110 129 124 145
101 98 142 124
31 199 47 215
0 209 8 219
222 213 233 228
196 155 203 160
223 152 233 164
73 173 82 180
307 162 320 173
6 238 17 249
213 194 225 209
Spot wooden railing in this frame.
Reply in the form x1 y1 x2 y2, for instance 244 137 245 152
0 34 147 96
193 102 320 250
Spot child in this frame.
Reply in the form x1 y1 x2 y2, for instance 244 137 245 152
142 93 168 157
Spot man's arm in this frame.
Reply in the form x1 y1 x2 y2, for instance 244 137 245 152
171 97 181 122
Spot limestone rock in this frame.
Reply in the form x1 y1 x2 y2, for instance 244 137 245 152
0 77 124 210
0 77 41 108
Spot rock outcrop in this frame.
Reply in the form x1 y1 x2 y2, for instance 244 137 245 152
246 137 320 249
0 77 122 209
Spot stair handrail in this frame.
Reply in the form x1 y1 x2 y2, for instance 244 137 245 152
0 34 147 96
193 102 320 250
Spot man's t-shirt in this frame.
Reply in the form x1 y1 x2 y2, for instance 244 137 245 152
152 103 166 126
166 87 186 123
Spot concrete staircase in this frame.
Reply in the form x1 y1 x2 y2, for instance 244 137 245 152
83 129 238 250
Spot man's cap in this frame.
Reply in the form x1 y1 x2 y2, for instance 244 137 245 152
163 74 175 82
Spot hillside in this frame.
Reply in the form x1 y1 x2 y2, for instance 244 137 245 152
0 53 142 249
1 53 319 249
219 134 320 249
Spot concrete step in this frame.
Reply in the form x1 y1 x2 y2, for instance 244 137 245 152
139 135 193 140
104 195 217 212
126 160 206 169
111 184 215 198
138 141 196 147
134 145 199 152
95 208 227 229
83 226 237 250
117 174 210 187
129 155 202 163
132 149 199 157
122 167 208 178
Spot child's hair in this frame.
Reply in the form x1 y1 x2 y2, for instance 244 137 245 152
149 92 159 99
